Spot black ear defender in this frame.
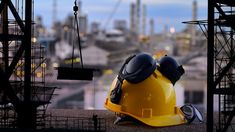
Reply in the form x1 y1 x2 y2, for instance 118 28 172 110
110 55 136 104
110 53 157 104
157 56 185 85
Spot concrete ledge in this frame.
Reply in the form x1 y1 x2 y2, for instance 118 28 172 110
47 109 206 132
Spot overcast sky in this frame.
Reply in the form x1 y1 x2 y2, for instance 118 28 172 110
34 0 207 33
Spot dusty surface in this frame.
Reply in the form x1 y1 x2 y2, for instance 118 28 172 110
47 109 206 132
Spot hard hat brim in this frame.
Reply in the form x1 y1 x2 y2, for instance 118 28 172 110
105 99 186 127
132 107 186 127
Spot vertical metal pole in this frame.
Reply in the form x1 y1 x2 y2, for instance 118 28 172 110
2 2 8 71
24 0 32 105
207 0 214 131
2 5 8 127
22 0 36 128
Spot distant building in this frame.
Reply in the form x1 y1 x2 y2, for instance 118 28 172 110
38 36 56 56
82 40 139 69
77 0 87 35
105 29 125 43
150 38 175 56
63 15 74 45
181 56 207 112
52 12 88 46
175 33 191 56
52 21 63 40
113 20 127 32
35 16 46 37
96 29 126 43
79 14 88 35
90 22 100 34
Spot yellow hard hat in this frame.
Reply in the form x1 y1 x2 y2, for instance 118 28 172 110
104 53 186 127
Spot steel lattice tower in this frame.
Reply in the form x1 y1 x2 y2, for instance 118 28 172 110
0 0 56 128
183 0 235 131
207 0 235 131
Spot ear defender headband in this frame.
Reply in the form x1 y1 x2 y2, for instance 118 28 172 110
110 53 157 104
110 55 136 104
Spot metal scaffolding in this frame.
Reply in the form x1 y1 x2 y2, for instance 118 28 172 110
0 0 106 131
0 0 56 128
208 1 235 131
184 0 235 131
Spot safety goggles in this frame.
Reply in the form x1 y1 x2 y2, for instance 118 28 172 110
180 104 203 124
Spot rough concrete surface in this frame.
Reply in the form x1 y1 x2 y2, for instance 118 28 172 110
47 109 206 132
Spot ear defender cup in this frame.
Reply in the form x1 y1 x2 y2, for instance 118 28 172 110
158 56 185 85
123 53 157 83
110 53 157 104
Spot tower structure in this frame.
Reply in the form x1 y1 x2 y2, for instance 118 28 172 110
78 0 82 15
53 0 57 24
191 0 197 46
207 1 235 131
149 18 154 36
142 4 146 36
79 14 88 35
185 1 235 131
192 0 197 22
136 0 141 36
130 3 136 34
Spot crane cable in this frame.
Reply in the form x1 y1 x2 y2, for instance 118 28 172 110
103 0 122 30
72 0 83 68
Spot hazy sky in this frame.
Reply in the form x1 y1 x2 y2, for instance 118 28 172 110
34 0 207 33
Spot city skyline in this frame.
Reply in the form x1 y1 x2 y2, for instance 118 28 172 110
34 0 207 33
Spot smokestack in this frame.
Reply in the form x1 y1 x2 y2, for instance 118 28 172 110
192 0 197 21
142 4 146 36
191 0 197 46
149 18 154 36
78 0 82 15
136 0 141 36
52 0 57 24
130 3 136 34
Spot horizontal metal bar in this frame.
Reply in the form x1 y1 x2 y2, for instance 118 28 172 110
214 88 235 95
215 3 235 31
215 0 235 6
0 34 24 41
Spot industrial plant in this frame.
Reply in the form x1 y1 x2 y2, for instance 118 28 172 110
0 0 234 131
